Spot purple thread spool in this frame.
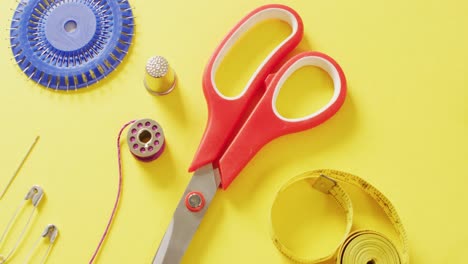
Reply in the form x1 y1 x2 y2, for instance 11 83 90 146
127 119 165 161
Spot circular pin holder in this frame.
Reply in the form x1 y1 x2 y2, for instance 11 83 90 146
127 119 165 161
10 0 134 90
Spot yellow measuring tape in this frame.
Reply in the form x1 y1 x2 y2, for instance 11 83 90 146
271 170 409 264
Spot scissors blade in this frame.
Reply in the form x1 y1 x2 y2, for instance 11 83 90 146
152 164 220 264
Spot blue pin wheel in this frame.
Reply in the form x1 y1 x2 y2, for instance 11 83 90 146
9 0 135 91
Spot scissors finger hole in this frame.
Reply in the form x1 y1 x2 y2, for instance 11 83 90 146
275 66 334 119
211 7 300 100
272 54 345 122
214 19 292 98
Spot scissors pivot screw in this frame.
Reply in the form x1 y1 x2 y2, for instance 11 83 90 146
185 192 205 212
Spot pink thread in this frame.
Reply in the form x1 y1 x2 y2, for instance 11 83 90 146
89 120 136 264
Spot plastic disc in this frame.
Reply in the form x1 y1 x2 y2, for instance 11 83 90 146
9 0 135 90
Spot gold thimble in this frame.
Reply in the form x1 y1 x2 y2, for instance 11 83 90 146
144 56 176 95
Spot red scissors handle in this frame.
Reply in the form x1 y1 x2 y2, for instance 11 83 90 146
218 51 347 188
189 4 304 173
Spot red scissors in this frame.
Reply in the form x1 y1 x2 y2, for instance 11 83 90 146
152 4 347 263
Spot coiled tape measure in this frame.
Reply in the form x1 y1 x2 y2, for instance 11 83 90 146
271 170 409 264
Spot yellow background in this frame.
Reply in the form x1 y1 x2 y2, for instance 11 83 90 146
0 0 467 263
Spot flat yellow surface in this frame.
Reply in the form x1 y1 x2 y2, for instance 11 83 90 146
0 0 467 263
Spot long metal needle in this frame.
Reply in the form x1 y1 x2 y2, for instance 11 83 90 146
0 136 40 200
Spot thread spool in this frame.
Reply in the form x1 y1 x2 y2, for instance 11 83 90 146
144 56 176 95
127 119 165 161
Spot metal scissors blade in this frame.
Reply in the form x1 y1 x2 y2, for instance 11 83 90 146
152 164 220 264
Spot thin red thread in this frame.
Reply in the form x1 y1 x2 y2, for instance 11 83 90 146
89 120 136 264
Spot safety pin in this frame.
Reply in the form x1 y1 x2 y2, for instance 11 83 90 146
21 224 59 264
0 186 44 263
